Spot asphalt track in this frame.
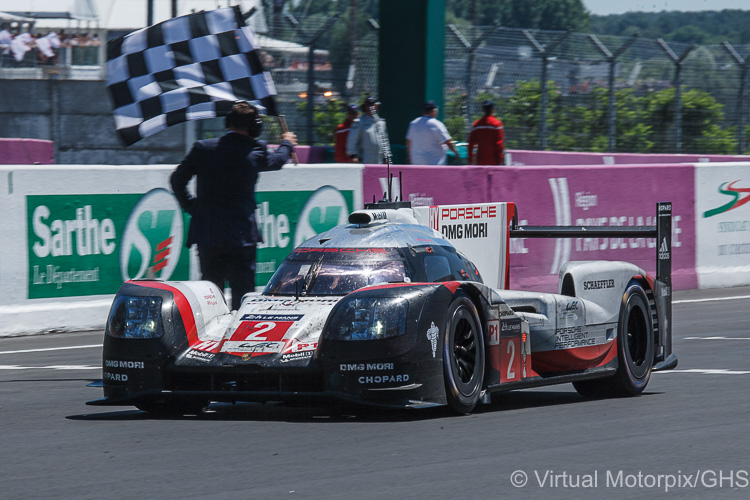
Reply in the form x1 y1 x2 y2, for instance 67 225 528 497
1 286 750 500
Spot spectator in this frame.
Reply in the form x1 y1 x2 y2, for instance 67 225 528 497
170 101 298 311
347 96 389 164
334 105 359 163
468 100 505 165
0 24 11 57
406 100 459 165
35 32 60 65
10 32 33 63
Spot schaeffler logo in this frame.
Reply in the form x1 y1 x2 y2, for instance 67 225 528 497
703 180 750 218
293 186 349 246
120 188 183 281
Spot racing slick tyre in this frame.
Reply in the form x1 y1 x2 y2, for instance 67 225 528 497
573 283 654 398
443 292 485 414
135 398 209 417
612 283 654 395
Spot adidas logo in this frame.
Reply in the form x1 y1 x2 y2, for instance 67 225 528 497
658 237 670 260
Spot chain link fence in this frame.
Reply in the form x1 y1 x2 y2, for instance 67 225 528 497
442 26 750 154
4 16 748 155
266 21 750 155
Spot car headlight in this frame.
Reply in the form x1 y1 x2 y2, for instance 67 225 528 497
106 295 164 339
325 297 408 341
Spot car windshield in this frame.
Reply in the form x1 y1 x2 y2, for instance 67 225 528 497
263 249 407 296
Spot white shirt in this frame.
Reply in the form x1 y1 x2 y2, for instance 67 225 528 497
406 115 452 165
0 29 11 54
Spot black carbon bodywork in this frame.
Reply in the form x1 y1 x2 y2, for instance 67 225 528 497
319 283 456 407
101 282 187 402
93 281 467 409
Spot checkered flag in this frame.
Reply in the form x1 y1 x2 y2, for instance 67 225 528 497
106 6 278 146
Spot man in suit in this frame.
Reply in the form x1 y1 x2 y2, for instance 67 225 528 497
170 101 297 310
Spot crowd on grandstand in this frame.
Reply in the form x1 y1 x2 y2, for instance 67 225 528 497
0 26 101 65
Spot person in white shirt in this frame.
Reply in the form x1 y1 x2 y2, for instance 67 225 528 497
0 26 12 56
406 100 459 165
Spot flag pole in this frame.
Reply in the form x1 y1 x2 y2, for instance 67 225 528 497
278 115 298 165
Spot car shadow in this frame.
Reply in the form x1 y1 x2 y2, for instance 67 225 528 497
68 389 661 422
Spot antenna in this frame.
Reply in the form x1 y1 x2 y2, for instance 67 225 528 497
399 171 403 203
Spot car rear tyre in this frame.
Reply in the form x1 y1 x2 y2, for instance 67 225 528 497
574 283 654 398
443 293 485 414
613 283 654 395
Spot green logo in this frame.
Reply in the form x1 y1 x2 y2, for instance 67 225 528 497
703 180 750 218
27 190 189 299
120 189 183 281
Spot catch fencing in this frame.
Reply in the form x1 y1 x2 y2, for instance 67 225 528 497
3 18 750 155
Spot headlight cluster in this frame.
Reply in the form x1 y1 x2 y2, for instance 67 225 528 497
106 295 165 339
325 297 408 341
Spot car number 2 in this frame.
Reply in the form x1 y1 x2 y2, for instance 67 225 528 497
500 337 522 383
244 321 276 340
230 320 293 343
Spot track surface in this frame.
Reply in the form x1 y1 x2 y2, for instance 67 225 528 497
2 286 749 499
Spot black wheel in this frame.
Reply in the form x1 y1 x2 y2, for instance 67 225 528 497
135 398 209 416
443 293 485 414
573 283 654 398
573 284 654 398
613 284 654 395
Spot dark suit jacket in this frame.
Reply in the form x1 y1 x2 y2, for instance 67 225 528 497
170 132 293 248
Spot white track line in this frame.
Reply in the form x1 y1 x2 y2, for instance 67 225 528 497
684 336 750 340
655 369 750 375
674 295 750 304
0 344 100 355
0 365 99 370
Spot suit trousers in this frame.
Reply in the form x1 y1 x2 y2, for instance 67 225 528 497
197 245 257 311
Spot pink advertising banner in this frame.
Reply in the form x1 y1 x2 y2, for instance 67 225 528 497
363 165 492 206
507 149 748 167
492 165 696 291
364 163 697 292
0 139 54 165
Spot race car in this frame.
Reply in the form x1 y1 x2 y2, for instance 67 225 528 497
88 197 676 415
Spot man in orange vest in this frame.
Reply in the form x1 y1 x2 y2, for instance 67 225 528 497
468 100 505 165
334 105 359 163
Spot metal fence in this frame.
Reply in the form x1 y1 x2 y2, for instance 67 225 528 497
442 26 750 155
299 23 750 155
4 20 749 155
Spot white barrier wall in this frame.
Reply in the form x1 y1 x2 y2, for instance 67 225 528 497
2 161 749 337
0 164 362 336
695 163 750 288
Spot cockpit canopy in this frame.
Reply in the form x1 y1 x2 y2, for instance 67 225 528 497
263 244 482 297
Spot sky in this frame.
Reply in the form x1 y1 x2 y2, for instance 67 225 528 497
1 0 749 30
582 0 749 16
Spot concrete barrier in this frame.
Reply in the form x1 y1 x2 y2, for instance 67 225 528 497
2 160 749 336
0 164 362 336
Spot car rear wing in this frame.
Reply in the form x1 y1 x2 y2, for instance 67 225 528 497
510 202 675 371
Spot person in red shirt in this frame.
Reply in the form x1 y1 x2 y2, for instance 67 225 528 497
334 105 359 163
468 100 505 165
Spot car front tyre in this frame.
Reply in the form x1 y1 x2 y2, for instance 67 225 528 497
443 293 485 414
